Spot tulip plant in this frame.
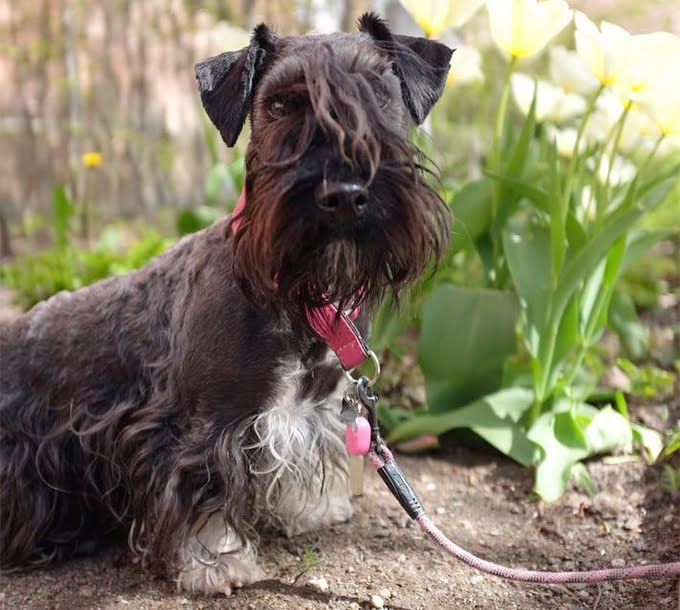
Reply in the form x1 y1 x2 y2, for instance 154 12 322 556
380 0 680 501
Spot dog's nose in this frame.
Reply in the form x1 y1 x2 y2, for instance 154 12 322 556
315 182 368 221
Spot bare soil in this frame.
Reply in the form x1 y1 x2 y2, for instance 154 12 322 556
1 446 678 610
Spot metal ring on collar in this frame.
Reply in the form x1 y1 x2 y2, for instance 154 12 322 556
343 350 381 386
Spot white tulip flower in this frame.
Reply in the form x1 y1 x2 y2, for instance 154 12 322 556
545 125 580 158
574 11 630 87
511 73 586 123
636 91 680 137
400 0 485 37
487 0 573 60
614 32 680 101
549 46 599 95
593 155 637 186
447 45 484 87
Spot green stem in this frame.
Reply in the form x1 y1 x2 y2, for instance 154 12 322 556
603 101 632 189
637 134 665 177
591 101 632 220
562 85 604 218
488 57 517 287
492 57 517 172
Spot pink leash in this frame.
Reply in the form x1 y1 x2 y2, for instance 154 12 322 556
368 443 680 584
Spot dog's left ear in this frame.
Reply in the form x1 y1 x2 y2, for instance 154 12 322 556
358 12 453 125
195 24 277 146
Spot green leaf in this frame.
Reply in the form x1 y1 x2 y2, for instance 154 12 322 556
52 185 74 249
176 206 221 236
419 285 519 412
528 408 588 502
449 178 494 254
633 424 664 462
571 462 596 497
620 228 673 273
584 406 632 454
663 428 680 457
502 223 552 355
661 465 680 493
608 290 649 359
387 388 536 466
529 403 633 501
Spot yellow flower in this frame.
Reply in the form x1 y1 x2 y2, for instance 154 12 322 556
81 152 103 168
511 73 586 123
400 0 485 37
574 12 630 87
447 45 484 87
487 0 573 60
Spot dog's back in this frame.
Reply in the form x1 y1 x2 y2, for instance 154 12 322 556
0 219 231 568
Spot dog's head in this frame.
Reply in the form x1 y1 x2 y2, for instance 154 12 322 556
196 13 452 316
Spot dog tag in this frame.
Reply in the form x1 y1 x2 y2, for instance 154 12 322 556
345 416 371 456
346 416 369 497
349 455 364 496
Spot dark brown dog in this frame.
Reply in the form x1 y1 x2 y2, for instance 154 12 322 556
0 13 451 594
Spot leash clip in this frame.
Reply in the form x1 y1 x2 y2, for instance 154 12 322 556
355 376 382 449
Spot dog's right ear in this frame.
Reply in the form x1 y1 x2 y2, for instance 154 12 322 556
358 12 453 125
195 24 277 147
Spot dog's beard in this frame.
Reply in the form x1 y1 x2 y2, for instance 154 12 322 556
231 155 450 317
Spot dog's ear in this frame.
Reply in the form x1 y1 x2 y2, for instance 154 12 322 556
195 24 277 146
358 12 453 125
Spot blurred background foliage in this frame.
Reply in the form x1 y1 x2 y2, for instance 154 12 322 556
1 0 679 501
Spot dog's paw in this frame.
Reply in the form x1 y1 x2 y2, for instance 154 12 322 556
177 555 266 596
285 490 354 536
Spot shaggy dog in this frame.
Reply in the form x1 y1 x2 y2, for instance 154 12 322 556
0 13 452 594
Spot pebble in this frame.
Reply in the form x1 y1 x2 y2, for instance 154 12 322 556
611 558 626 568
397 554 406 563
379 588 392 599
370 594 385 608
469 574 484 585
349 603 361 610
78 587 94 597
632 538 647 552
435 507 446 515
308 576 330 593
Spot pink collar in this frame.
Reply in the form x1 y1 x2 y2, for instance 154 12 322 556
230 189 370 370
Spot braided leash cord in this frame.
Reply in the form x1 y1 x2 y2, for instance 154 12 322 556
368 445 680 584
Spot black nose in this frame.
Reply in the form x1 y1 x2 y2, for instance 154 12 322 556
315 181 368 222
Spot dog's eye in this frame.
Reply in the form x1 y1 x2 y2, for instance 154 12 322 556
267 97 289 119
375 88 391 109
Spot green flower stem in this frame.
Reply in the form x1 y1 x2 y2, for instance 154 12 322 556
603 101 633 190
488 56 517 287
492 56 517 173
562 85 604 219
638 134 666 177
561 134 665 397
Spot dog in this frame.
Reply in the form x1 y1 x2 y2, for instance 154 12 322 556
0 13 452 595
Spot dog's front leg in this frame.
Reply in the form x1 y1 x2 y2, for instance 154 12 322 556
176 512 265 595
273 463 354 537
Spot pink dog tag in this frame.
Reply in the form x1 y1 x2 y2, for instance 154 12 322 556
345 416 371 456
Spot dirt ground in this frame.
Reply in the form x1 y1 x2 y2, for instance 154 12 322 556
1 444 678 610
